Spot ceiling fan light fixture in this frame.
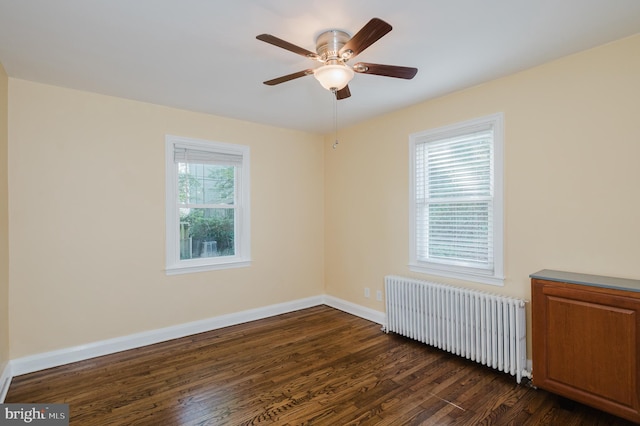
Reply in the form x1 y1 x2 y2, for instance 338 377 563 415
313 64 354 91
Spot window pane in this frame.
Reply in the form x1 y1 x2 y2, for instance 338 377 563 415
178 163 235 205
179 208 235 259
425 137 492 199
426 202 491 265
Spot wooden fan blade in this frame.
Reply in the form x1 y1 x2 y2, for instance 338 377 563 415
353 62 418 79
263 70 314 86
256 34 318 59
335 85 351 100
339 18 392 58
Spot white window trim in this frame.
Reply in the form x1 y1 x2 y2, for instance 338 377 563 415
409 113 504 286
165 135 251 275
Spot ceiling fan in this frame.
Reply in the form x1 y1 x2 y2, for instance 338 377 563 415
257 18 418 100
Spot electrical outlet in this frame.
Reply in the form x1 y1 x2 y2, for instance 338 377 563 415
364 287 370 298
376 290 383 301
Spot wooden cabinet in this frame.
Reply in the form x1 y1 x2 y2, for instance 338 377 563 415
531 270 640 423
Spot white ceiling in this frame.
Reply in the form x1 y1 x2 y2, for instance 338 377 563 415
1 1 639 134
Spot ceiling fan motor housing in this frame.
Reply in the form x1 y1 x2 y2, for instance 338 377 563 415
316 30 351 63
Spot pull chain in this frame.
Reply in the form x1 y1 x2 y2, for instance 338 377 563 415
331 89 339 149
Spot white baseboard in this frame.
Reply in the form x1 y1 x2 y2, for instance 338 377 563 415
7 295 385 378
8 295 384 378
3 296 532 394
0 361 11 403
10 295 326 377
323 295 386 325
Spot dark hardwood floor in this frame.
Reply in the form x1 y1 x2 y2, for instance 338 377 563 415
5 305 635 425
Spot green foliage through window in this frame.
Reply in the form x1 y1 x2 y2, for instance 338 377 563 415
178 162 236 259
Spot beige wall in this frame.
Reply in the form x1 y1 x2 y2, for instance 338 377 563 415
5 33 640 361
7 80 325 358
325 34 640 322
0 63 9 369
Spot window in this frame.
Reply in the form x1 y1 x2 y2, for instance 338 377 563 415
165 135 250 274
409 113 504 286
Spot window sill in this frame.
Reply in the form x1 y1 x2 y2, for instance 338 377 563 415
409 263 505 286
166 259 251 275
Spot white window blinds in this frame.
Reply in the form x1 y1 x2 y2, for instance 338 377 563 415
415 128 494 270
174 146 243 166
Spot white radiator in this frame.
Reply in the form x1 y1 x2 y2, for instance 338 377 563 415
384 275 530 383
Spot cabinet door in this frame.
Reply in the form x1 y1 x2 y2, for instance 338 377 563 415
532 279 640 423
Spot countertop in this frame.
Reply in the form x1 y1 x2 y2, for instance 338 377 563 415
530 269 640 293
